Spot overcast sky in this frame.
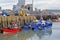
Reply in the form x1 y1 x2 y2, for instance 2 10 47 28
0 0 60 10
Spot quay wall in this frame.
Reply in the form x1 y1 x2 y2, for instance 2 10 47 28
0 16 36 28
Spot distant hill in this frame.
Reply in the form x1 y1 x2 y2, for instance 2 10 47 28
48 10 60 12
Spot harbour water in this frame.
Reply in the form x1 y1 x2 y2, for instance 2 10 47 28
0 22 60 40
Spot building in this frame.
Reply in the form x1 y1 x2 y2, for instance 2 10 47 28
4 9 15 15
0 10 2 15
13 0 25 11
26 4 33 12
17 0 25 6
13 5 19 11
0 7 1 10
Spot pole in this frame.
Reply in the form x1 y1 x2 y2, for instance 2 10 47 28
32 0 33 11
40 9 43 20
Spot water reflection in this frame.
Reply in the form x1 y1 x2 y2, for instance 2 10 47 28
26 28 52 40
0 29 52 40
18 30 35 40
1 22 60 40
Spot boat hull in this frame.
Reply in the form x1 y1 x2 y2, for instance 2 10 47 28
2 28 22 33
53 20 60 22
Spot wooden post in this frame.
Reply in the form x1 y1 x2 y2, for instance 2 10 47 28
4 16 7 28
0 16 2 28
19 16 21 26
1 16 5 28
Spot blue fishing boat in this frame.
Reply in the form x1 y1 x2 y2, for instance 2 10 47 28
21 18 52 31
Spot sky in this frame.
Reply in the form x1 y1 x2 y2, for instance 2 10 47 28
0 0 60 10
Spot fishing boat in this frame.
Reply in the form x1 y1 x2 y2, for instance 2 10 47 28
52 18 60 22
1 21 22 33
31 18 52 30
21 18 52 30
1 27 22 33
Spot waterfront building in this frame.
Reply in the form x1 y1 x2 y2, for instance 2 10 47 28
13 0 25 12
0 7 2 10
17 0 25 6
26 4 33 12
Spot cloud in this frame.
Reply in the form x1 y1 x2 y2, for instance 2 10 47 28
0 0 17 3
0 0 18 10
32 0 60 9
0 0 60 9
